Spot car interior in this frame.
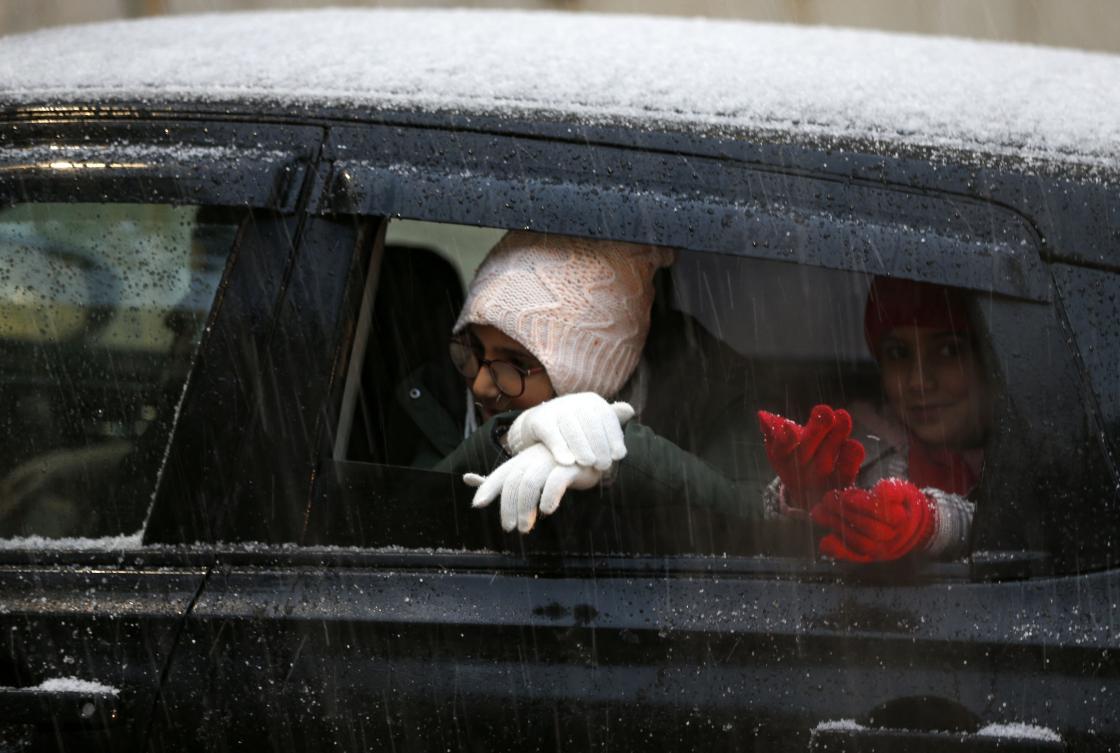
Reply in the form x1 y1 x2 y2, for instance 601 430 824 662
335 219 900 557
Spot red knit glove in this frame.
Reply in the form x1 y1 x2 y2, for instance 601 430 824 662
757 405 865 510
811 479 936 562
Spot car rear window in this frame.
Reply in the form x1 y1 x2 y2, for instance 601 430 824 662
0 203 240 541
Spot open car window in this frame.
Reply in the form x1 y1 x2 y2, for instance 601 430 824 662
0 203 242 542
318 219 998 564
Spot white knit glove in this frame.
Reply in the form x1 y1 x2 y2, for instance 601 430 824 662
463 445 602 533
506 393 635 471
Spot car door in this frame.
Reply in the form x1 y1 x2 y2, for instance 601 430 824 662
149 120 1119 752
0 115 323 752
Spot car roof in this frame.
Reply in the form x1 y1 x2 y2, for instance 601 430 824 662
1 8 1119 173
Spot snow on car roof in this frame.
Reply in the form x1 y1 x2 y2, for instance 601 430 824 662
1 8 1117 169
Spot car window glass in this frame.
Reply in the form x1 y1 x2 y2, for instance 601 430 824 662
1052 264 1120 459
0 203 240 541
319 220 996 564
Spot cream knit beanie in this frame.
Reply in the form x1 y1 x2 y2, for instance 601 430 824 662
454 231 676 398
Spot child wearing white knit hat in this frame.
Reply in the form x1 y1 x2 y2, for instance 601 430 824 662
446 231 676 533
453 230 675 406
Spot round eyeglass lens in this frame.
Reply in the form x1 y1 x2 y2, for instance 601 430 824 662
489 361 527 398
449 339 479 379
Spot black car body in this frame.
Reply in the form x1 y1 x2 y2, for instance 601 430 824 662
0 9 1117 752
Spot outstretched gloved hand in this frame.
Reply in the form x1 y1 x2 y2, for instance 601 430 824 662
463 444 602 533
811 478 935 562
506 393 635 471
757 404 865 510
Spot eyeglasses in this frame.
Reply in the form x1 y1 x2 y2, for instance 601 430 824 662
449 337 546 399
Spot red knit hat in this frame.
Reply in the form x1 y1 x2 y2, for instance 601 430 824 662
864 277 970 357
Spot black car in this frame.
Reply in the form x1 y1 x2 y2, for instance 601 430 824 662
0 8 1117 752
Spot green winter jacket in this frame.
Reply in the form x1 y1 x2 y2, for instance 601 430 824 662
396 307 773 528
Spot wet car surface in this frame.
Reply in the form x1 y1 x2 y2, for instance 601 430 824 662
0 8 1117 752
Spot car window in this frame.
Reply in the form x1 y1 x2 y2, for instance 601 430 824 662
0 202 241 541
385 219 503 288
318 219 997 565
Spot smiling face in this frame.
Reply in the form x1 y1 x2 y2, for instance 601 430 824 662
877 326 990 450
464 324 555 421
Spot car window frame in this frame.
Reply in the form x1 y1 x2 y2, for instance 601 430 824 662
262 123 1106 581
317 124 1051 302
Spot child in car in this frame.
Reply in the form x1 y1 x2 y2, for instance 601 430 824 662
423 230 674 532
429 230 765 537
757 277 988 562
